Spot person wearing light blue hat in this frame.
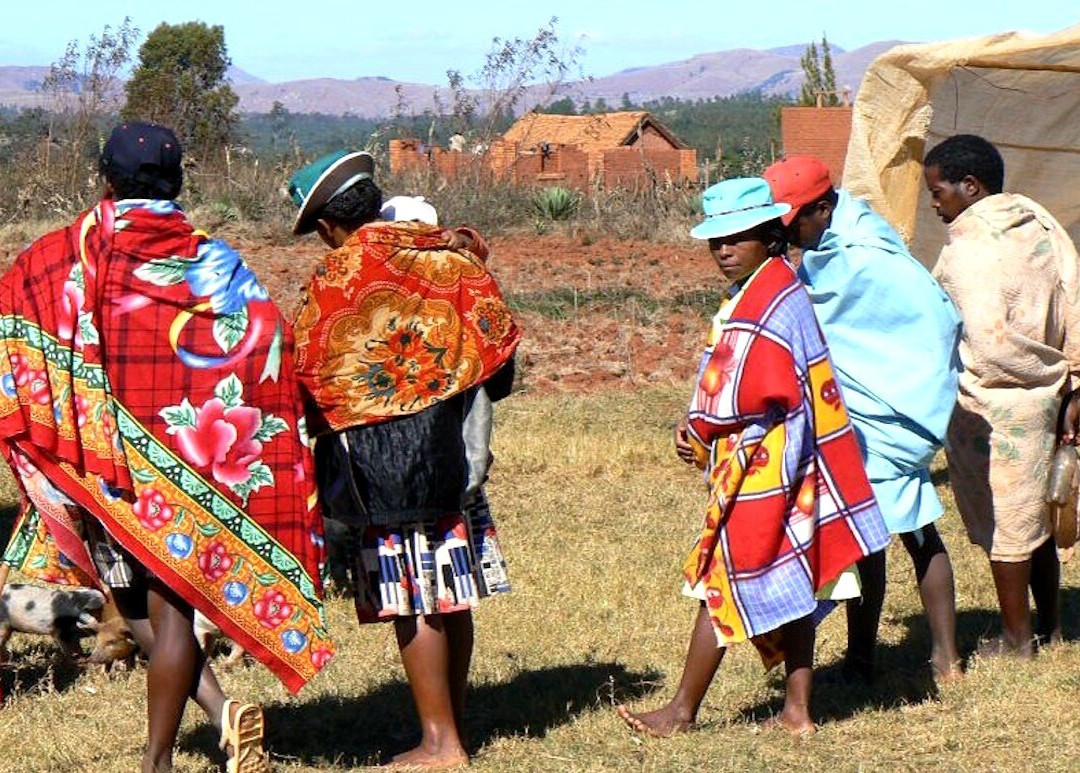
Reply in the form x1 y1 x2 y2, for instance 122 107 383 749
618 178 889 736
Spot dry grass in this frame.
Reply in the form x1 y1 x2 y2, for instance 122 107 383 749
1 388 1080 771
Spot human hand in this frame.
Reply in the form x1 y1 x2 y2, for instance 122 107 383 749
442 229 473 251
674 420 696 465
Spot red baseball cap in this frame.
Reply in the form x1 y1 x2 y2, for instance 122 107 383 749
763 155 834 226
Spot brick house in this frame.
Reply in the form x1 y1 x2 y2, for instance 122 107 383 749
389 110 697 188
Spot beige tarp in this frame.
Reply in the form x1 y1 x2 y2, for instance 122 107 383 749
842 25 1080 267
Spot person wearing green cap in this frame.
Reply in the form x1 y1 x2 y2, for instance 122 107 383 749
288 151 520 767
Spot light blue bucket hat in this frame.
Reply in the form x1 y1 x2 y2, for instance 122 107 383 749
689 177 792 240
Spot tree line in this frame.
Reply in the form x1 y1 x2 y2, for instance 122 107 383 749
0 17 837 222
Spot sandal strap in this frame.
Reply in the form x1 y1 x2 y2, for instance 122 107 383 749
220 699 239 751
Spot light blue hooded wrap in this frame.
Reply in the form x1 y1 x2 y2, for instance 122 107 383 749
799 190 962 534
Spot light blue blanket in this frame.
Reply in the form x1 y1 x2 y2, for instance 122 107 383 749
799 191 962 534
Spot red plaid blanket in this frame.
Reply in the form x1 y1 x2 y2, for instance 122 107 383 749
0 200 333 692
684 258 889 662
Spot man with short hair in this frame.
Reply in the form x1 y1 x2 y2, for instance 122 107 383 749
924 133 1079 656
765 155 963 681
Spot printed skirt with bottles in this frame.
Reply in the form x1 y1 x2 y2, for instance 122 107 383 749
318 395 510 622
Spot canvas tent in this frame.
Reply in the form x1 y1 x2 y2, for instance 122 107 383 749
843 25 1080 267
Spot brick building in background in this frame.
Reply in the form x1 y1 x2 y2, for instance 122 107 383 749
389 110 697 189
779 106 853 183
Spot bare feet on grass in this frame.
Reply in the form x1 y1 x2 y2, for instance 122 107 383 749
930 656 964 684
387 742 469 770
759 707 816 736
976 636 1034 660
615 703 694 737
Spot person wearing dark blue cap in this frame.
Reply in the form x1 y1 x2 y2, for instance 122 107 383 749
0 121 333 772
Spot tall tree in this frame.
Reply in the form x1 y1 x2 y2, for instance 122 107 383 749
122 21 239 163
799 35 839 106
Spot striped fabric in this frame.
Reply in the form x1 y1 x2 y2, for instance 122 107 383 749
683 257 889 662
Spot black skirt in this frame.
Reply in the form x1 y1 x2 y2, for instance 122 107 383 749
315 393 467 528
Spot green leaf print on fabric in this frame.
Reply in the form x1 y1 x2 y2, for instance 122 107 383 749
212 309 249 354
133 256 194 287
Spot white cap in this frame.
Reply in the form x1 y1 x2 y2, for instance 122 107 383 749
380 195 438 226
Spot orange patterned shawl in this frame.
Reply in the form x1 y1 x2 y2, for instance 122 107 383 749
292 221 520 434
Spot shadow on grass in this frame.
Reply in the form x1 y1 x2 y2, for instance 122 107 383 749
0 641 86 698
181 661 661 767
736 604 1026 725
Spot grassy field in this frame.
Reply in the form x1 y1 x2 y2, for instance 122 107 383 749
2 387 1080 772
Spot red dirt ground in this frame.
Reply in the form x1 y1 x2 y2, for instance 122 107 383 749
238 232 721 394
1 230 723 395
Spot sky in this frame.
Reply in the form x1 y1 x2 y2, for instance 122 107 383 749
2 1 1077 85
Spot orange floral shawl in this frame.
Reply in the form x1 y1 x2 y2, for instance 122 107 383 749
292 221 520 434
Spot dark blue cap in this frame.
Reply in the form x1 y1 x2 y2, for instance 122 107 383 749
99 122 183 198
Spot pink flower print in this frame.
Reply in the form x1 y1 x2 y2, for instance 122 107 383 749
57 280 85 345
175 398 263 487
74 395 90 428
11 451 37 480
11 354 31 386
27 370 51 405
197 540 234 582
310 646 333 669
253 589 292 629
132 488 174 531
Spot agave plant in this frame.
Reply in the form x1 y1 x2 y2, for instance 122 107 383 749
532 186 581 221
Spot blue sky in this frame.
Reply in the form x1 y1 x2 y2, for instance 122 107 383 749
2 1 1076 84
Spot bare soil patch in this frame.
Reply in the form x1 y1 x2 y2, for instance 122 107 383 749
1 227 721 395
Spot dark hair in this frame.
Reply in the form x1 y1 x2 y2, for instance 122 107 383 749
104 169 182 200
793 187 838 222
755 219 788 256
924 134 1004 194
317 178 383 230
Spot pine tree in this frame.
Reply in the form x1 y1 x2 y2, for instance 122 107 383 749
799 42 822 106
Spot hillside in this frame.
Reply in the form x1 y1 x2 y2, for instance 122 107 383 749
0 41 902 117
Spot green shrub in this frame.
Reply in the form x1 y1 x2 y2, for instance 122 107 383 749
532 186 580 221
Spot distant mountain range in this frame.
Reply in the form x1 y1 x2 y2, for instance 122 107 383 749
0 41 902 117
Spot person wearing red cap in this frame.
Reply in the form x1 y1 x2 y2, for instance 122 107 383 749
764 155 964 682
926 134 1078 657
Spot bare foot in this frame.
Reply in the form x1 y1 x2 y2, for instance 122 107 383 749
759 710 817 736
976 636 1034 660
931 658 964 684
386 744 468 770
615 703 693 737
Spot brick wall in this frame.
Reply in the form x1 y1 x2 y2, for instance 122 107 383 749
779 106 853 182
598 147 698 187
634 125 675 151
